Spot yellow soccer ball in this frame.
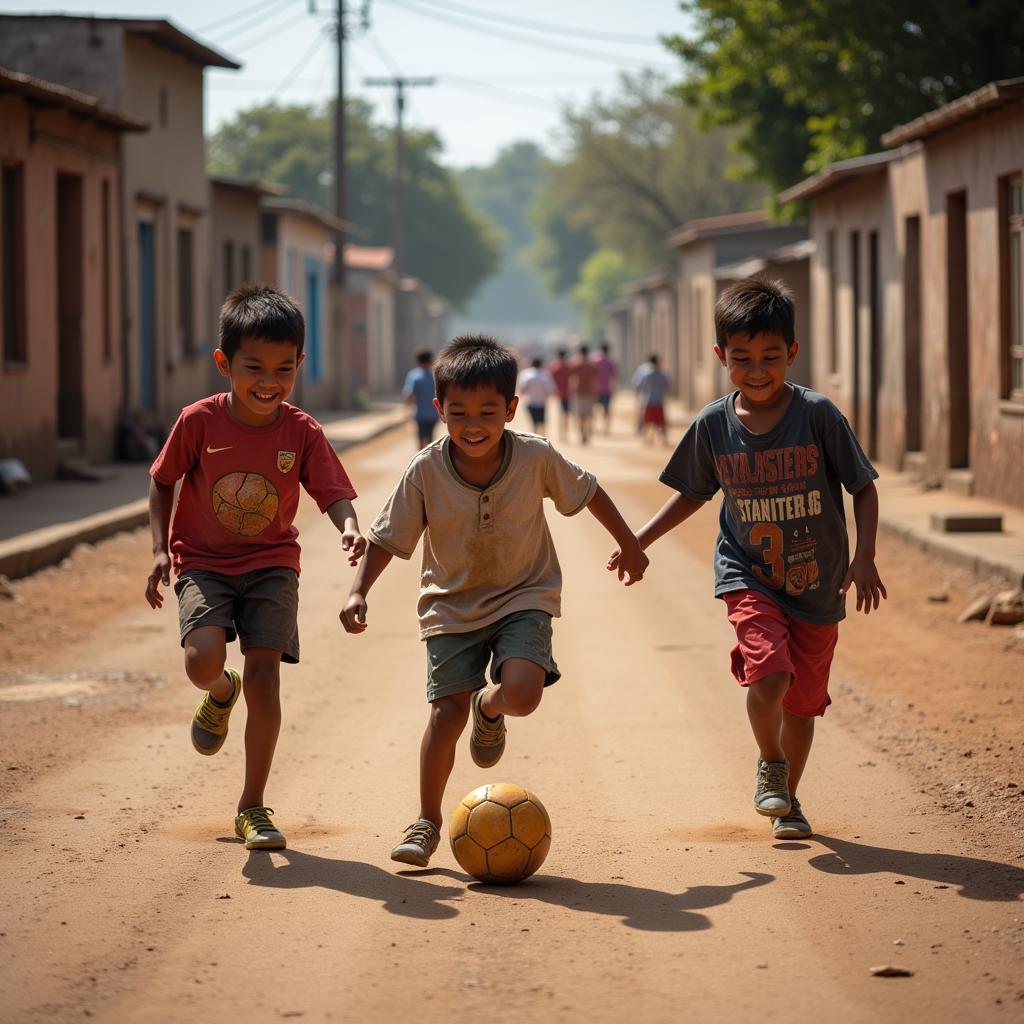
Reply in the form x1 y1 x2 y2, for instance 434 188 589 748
449 783 551 884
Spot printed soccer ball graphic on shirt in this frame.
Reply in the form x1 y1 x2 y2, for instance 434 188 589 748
211 472 279 536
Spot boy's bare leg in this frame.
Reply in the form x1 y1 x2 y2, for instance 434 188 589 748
480 658 546 718
420 692 472 826
238 647 283 813
183 625 233 701
745 672 790 763
781 710 815 797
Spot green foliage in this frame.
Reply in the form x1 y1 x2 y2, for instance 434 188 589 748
572 249 637 342
530 72 765 296
207 100 499 309
667 0 1024 191
458 142 578 324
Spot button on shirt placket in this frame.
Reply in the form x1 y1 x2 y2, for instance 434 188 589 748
480 492 493 529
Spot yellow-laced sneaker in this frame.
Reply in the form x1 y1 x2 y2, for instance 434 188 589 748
234 806 287 850
190 669 241 756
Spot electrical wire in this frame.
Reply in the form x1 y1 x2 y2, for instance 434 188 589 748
226 2 313 53
438 73 557 112
377 0 674 71
407 0 660 46
269 28 331 99
364 30 404 76
195 0 286 37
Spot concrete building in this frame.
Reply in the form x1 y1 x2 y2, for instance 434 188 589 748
260 196 347 411
668 211 808 412
0 14 239 432
395 277 449 391
780 78 1024 508
623 270 677 391
0 66 145 481
345 244 397 397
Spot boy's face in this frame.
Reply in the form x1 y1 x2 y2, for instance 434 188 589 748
214 336 304 426
434 384 517 462
714 331 797 409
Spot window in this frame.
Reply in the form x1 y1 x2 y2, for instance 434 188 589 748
692 282 704 367
101 179 112 361
177 227 195 356
240 244 252 283
2 164 26 366
1007 175 1024 401
159 86 168 130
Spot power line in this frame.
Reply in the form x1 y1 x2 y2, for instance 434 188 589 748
270 28 331 99
220 1 307 52
438 74 557 112
377 0 675 71
408 0 661 46
195 0 285 36
364 30 403 76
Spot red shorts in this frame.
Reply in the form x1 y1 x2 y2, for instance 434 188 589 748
642 404 665 427
723 589 838 717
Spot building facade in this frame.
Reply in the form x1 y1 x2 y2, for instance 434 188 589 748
0 67 144 480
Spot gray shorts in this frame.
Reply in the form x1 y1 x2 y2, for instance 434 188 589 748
174 567 300 664
424 609 560 702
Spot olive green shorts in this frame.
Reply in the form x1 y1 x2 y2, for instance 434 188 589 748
424 609 560 702
174 566 300 664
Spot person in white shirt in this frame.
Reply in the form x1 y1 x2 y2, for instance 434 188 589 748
516 358 558 433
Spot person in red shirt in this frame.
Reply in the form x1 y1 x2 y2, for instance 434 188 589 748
546 348 572 441
145 285 366 851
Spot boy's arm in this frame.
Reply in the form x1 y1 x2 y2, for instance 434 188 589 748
586 485 648 586
340 542 394 633
841 481 887 614
145 477 176 609
325 498 366 566
606 491 706 576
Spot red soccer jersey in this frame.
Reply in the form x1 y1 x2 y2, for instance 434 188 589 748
150 393 357 576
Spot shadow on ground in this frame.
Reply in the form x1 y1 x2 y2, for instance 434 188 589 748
792 836 1024 901
407 867 774 931
241 849 463 919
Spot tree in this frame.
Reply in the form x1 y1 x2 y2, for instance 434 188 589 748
207 100 499 309
572 249 636 342
530 72 765 296
667 0 1024 192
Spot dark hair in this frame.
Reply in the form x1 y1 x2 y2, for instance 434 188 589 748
433 335 518 404
579 344 590 356
219 284 304 360
600 342 610 354
557 348 567 359
416 348 433 366
649 353 660 366
714 276 795 348
531 357 542 369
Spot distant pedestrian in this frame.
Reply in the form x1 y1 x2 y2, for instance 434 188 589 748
547 348 572 441
569 344 599 445
591 342 619 436
340 334 647 868
634 353 670 445
517 357 557 433
144 284 366 852
403 348 439 449
615 276 886 843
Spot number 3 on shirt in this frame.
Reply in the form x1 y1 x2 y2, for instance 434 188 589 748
750 523 785 589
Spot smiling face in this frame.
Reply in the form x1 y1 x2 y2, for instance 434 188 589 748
715 330 798 410
214 336 304 426
435 383 517 465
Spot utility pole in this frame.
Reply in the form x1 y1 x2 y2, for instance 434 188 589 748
363 76 435 278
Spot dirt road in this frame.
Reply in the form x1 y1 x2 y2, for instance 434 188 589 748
2 415 1022 1023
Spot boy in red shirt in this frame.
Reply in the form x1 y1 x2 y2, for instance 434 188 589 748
145 285 365 850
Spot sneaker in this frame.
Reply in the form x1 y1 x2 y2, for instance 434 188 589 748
191 669 242 755
234 806 287 850
754 758 791 816
469 687 506 768
771 797 813 839
391 818 440 867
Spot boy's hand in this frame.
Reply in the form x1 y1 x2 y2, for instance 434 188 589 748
607 539 648 586
341 529 367 567
145 551 171 609
340 593 368 633
840 555 887 614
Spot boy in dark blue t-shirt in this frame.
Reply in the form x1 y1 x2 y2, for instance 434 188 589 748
611 277 886 839
403 348 440 449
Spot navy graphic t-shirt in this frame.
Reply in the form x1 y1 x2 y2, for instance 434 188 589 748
660 386 877 624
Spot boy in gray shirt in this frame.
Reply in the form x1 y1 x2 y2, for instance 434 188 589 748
613 277 886 839
341 335 648 867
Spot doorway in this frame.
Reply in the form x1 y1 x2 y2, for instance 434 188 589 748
56 173 84 441
946 191 970 469
138 220 157 412
903 215 923 452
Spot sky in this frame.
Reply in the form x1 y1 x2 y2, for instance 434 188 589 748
4 0 688 167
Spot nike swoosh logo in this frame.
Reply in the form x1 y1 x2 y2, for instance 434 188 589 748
206 445 232 454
